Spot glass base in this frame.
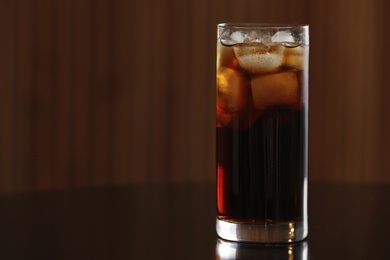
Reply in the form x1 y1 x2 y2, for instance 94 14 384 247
216 218 308 243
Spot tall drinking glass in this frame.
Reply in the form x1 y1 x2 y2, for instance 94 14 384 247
216 23 309 243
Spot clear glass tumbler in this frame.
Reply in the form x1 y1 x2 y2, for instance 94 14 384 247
216 23 309 243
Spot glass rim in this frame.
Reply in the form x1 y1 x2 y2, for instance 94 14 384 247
218 23 309 30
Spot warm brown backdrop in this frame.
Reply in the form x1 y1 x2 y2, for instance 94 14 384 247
0 0 389 193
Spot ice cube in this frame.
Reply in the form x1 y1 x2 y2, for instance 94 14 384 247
231 31 245 43
217 41 239 69
283 46 307 70
217 106 234 128
244 30 263 43
251 70 300 110
233 44 284 74
219 29 234 46
217 105 262 130
219 30 248 46
217 67 249 113
271 31 294 43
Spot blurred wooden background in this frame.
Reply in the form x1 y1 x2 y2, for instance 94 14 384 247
0 0 389 193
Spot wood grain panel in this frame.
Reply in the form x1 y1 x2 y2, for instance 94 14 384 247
0 0 389 194
148 0 170 182
187 0 210 182
359 0 381 182
34 0 55 190
111 0 133 185
72 0 92 187
128 0 151 183
167 0 190 182
53 0 73 189
309 0 346 182
14 0 35 193
0 0 16 193
378 0 390 182
307 0 382 183
306 0 327 182
90 0 113 186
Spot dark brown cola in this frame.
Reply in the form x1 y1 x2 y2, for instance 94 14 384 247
217 106 306 223
216 39 308 225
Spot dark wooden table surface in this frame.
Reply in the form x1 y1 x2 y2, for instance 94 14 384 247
0 182 389 259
